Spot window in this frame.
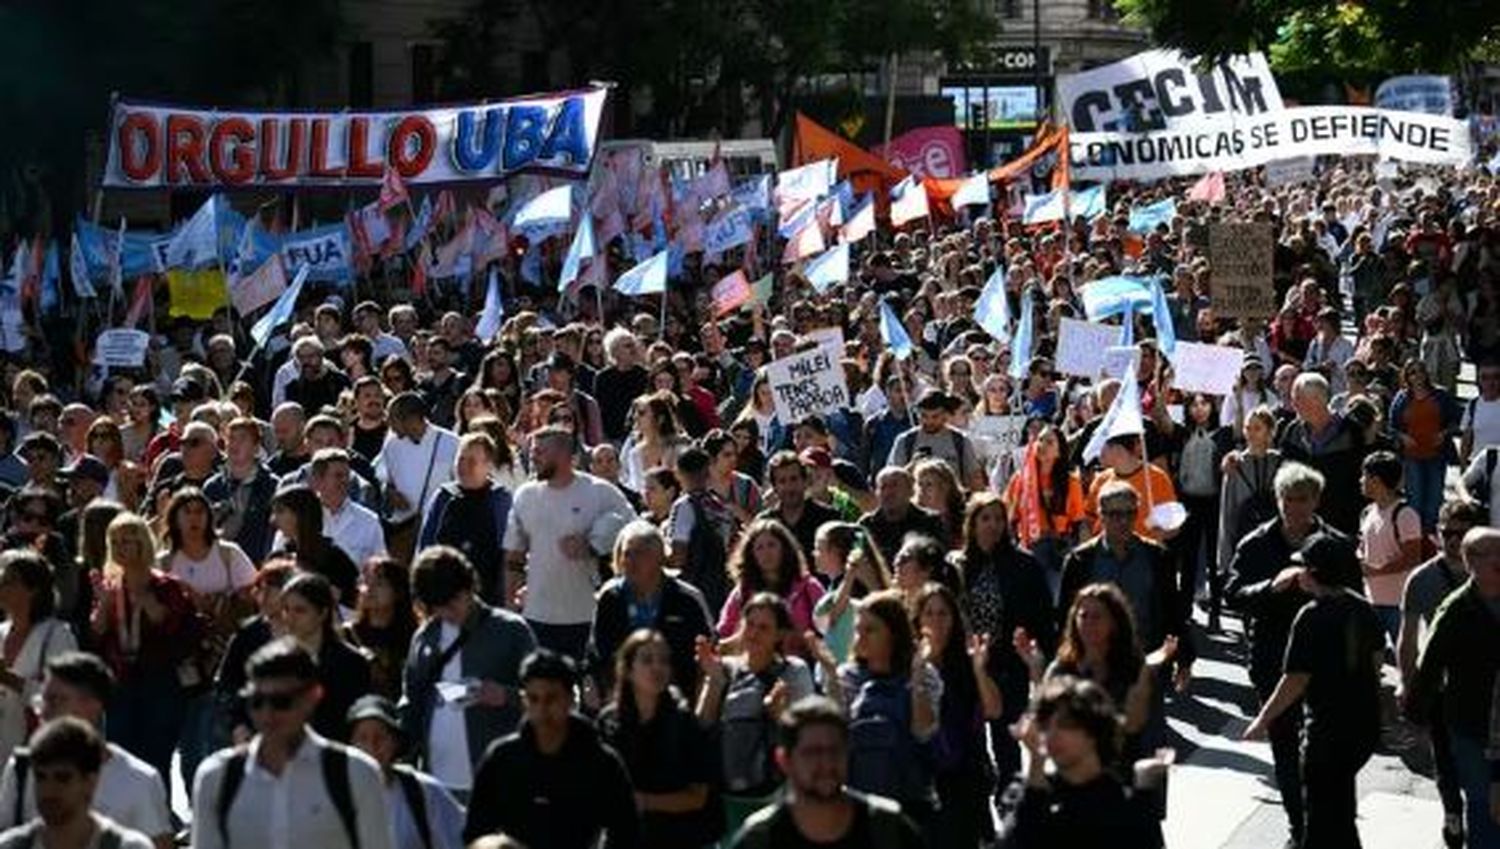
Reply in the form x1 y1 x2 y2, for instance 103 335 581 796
411 44 436 103
348 42 373 108
998 0 1021 18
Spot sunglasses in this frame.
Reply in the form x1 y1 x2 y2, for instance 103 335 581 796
245 687 308 712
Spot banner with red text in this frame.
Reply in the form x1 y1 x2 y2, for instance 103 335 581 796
104 87 609 189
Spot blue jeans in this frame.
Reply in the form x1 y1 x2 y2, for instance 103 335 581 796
1403 458 1446 533
1374 605 1402 650
178 692 225 801
1449 731 1500 849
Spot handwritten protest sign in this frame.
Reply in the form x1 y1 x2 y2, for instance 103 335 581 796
805 327 845 362
1169 341 1243 396
767 347 849 423
94 329 151 367
1103 346 1139 380
1208 222 1274 319
1056 318 1120 378
968 415 1028 465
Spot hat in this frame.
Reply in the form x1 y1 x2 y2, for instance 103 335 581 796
915 390 959 412
1297 533 1355 584
1242 353 1264 371
346 695 402 737
546 351 577 373
64 454 110 488
17 431 61 458
170 378 207 404
799 447 833 469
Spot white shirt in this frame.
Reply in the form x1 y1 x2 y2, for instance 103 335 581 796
504 472 635 625
162 542 257 596
385 768 466 849
0 621 76 767
0 742 171 838
369 333 408 365
425 622 473 791
376 426 459 524
1462 450 1500 528
322 499 388 569
1462 396 1500 454
191 730 395 849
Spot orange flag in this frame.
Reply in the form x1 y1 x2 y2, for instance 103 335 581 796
793 113 907 203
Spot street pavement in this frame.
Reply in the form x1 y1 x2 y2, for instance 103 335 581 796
1163 614 1448 849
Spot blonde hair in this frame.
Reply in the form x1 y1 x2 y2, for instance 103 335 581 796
104 512 159 580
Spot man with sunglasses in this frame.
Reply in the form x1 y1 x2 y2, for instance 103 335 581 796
191 638 394 849
0 653 171 849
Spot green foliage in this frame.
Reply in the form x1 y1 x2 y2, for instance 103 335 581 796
1116 0 1500 74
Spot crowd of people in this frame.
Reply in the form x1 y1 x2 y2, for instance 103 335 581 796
0 151 1494 849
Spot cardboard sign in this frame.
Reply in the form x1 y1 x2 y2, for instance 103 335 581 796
1208 222 1275 319
1264 156 1316 187
805 327 846 362
766 347 850 423
968 415 1028 464
1103 346 1139 380
1169 341 1243 396
94 329 151 367
1056 318 1120 378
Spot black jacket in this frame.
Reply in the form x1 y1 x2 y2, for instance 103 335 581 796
1410 580 1500 740
203 462 278 563
952 541 1057 722
464 714 640 849
1277 416 1368 536
1059 535 1195 669
590 575 713 696
311 635 374 742
1223 519 1362 690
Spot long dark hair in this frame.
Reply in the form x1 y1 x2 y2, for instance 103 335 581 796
282 572 343 645
271 485 325 558
609 628 687 722
351 557 418 647
164 487 218 553
1038 425 1073 518
1055 582 1144 690
856 590 917 677
913 582 978 711
728 519 808 598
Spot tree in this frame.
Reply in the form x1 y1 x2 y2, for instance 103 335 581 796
1116 0 1500 74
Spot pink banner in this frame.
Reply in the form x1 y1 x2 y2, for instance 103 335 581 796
871 127 967 180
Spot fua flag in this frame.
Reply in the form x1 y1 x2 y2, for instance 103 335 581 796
614 250 668 296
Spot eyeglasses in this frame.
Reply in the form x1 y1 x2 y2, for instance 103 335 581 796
245 687 309 712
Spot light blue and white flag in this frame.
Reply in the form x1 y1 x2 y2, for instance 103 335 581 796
1083 358 1144 463
974 267 1010 341
476 268 505 341
1022 185 1106 225
164 195 223 269
405 195 434 252
558 213 596 291
614 249 668 296
510 185 573 239
1008 292 1035 379
776 159 837 204
1081 275 1157 321
880 300 913 361
731 175 772 215
250 265 310 347
1128 198 1177 233
803 242 850 294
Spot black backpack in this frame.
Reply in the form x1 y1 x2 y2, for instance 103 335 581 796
392 765 432 849
1466 446 1499 510
682 491 732 616
1233 460 1279 542
217 743 360 849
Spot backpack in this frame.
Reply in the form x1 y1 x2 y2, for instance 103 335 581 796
1466 446 1498 510
1232 460 1279 542
392 765 432 849
681 491 733 617
719 660 785 796
846 674 932 807
217 743 360 849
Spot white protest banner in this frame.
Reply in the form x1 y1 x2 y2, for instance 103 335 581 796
1069 107 1473 182
766 347 850 423
94 329 151 367
1058 49 1284 132
804 327 845 362
1169 341 1243 396
1056 318 1120 378
104 87 608 188
967 415 1028 465
1264 156 1315 187
1103 346 1139 380
1375 75 1454 116
280 225 352 283
1209 222 1276 319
